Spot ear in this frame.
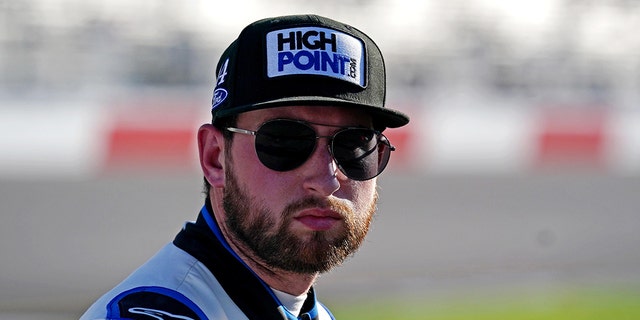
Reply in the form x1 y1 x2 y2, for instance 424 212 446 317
198 124 226 188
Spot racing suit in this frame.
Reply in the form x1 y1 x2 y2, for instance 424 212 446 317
80 200 335 320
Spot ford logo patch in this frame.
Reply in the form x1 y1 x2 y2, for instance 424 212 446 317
212 88 228 109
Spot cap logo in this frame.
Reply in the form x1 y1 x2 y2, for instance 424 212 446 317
212 58 230 109
266 27 366 87
212 88 227 109
216 58 229 86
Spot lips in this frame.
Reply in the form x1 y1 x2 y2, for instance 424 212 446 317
294 209 342 231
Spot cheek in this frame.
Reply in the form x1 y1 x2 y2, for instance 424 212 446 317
343 180 378 212
230 139 267 182
229 143 292 207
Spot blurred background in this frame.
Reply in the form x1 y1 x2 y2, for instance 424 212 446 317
1 0 639 319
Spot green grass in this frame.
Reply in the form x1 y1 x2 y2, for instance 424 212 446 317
328 285 640 320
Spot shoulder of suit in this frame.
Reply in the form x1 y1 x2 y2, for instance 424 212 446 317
105 286 208 320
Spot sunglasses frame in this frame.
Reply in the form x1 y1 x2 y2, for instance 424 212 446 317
226 118 395 180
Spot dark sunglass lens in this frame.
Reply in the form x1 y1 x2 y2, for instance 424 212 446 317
254 120 316 171
333 129 391 180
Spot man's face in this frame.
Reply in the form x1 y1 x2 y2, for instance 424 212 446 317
221 106 379 274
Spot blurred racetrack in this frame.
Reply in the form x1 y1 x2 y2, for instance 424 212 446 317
1 171 638 318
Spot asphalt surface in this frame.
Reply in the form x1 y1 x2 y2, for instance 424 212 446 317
1 171 639 318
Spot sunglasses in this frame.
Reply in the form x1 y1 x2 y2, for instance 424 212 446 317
226 119 395 181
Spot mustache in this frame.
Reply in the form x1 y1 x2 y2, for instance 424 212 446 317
282 197 353 219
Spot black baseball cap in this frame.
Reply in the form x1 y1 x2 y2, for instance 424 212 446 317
210 14 409 129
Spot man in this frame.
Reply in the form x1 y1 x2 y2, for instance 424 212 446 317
81 14 409 320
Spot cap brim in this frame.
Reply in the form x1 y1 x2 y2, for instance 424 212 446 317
214 96 409 129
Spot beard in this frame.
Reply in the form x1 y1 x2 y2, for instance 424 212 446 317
222 166 377 274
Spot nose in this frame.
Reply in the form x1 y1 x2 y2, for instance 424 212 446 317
300 140 342 196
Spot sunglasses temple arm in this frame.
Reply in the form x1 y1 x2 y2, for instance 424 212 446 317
348 140 391 162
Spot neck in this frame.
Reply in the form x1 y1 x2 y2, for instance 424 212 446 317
234 240 318 295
